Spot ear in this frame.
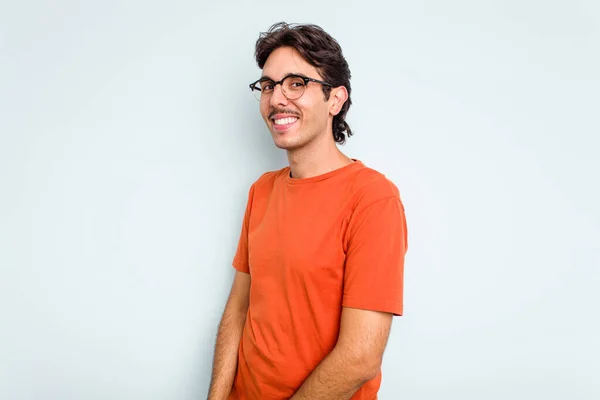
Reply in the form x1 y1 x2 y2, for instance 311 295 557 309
329 86 349 116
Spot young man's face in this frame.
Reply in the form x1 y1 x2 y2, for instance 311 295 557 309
259 46 334 151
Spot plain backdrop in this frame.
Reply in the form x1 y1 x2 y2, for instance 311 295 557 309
1 1 599 399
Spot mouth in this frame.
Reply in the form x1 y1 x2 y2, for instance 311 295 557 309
271 116 299 132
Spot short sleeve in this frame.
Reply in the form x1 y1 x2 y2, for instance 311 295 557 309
232 184 255 274
342 196 408 316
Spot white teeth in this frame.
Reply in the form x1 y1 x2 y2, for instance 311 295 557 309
273 117 298 125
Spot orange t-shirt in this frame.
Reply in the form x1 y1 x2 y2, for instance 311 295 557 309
229 160 407 400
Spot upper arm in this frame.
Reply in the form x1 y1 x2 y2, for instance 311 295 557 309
343 195 407 316
337 307 393 360
232 185 256 274
226 271 251 314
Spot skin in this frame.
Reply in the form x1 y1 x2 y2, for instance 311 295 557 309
207 271 250 400
259 46 352 179
208 46 394 400
290 308 392 400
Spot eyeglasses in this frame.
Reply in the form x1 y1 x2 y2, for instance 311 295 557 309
249 74 333 101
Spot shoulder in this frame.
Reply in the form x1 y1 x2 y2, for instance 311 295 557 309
348 163 402 209
247 166 288 196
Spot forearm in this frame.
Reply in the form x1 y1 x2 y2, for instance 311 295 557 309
207 307 247 400
290 345 377 400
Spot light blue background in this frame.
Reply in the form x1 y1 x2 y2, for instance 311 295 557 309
1 1 599 399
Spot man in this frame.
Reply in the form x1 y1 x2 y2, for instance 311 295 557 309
208 22 408 400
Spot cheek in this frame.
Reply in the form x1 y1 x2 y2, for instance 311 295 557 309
295 99 319 123
306 93 328 116
304 102 328 126
259 103 270 122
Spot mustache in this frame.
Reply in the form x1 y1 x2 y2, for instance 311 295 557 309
268 109 301 119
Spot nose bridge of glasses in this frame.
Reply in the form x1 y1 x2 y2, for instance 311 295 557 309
269 82 288 104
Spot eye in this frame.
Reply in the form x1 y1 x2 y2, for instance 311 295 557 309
260 81 275 91
285 76 306 91
290 77 306 87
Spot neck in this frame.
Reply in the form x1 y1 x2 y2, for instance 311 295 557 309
287 132 353 179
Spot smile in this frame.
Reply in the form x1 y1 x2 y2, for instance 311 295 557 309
273 117 299 126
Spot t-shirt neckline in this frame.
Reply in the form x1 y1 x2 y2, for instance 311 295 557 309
284 159 363 185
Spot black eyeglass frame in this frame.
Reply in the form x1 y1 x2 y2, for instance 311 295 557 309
249 74 333 100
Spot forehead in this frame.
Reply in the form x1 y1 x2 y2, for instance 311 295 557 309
262 46 321 79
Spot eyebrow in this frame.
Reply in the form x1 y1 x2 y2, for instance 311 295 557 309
260 72 307 81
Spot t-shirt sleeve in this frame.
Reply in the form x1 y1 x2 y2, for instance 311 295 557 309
342 196 408 316
232 184 255 274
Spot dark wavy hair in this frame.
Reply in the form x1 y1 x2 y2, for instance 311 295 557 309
254 22 353 144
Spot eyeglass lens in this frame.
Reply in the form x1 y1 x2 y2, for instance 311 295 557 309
253 76 306 101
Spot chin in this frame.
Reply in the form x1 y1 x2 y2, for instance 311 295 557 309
272 137 303 151
270 127 304 150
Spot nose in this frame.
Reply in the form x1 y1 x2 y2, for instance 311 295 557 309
269 83 288 107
